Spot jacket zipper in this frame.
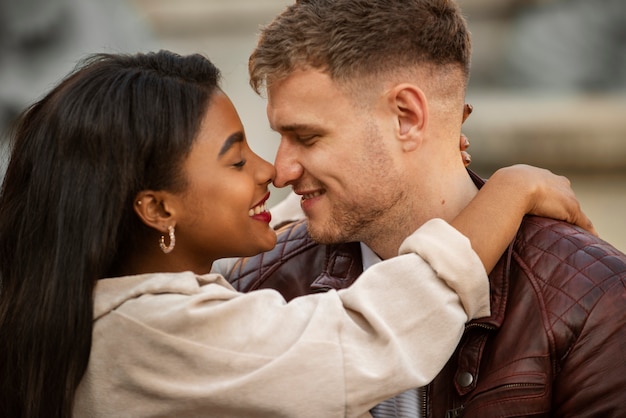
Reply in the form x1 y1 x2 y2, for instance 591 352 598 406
464 322 496 331
499 382 543 389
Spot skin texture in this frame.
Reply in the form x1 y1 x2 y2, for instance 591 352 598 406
269 70 406 248
132 91 277 274
268 69 478 259
267 69 595 263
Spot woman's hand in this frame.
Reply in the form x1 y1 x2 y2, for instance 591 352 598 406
460 103 472 167
490 164 597 236
452 163 597 272
460 134 471 167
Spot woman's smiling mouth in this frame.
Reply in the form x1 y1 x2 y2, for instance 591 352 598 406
249 192 272 223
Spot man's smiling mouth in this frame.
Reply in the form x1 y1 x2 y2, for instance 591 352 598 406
300 190 323 201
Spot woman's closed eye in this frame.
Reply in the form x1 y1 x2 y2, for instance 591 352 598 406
232 159 247 169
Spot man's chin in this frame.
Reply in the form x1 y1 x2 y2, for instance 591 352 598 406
306 222 345 245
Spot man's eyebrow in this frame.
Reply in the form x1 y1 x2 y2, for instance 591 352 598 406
218 132 244 157
273 123 319 133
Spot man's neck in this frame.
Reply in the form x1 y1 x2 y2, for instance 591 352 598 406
367 169 479 260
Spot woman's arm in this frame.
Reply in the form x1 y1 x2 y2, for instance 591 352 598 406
451 164 596 273
87 220 487 418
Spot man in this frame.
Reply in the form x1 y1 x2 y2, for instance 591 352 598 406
223 0 626 416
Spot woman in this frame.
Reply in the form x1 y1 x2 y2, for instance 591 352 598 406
0 50 593 418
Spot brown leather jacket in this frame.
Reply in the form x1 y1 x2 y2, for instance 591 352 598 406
225 177 626 418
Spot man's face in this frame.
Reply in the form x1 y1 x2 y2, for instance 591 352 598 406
266 69 408 245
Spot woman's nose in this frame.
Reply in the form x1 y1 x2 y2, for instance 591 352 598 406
254 153 276 186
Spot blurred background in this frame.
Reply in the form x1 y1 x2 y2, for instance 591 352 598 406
1 0 624 252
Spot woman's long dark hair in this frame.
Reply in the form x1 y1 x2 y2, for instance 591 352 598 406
0 50 221 417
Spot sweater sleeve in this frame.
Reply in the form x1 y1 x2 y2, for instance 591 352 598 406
337 218 489 415
398 218 491 319
79 219 489 418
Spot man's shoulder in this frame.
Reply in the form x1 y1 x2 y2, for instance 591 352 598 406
226 220 327 294
231 219 319 272
471 216 626 417
513 215 626 295
517 216 626 261
271 218 317 252
226 220 364 299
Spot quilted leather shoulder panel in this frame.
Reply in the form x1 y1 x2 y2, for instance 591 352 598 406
512 216 626 354
226 220 322 292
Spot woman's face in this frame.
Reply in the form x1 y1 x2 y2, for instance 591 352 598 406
169 90 277 268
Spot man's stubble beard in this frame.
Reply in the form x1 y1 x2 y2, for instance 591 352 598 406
306 124 408 247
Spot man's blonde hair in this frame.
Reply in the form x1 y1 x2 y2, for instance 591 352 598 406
249 0 472 97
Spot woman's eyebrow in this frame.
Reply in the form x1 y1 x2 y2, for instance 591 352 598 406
218 132 244 157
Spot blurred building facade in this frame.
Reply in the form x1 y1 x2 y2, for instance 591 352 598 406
0 0 156 172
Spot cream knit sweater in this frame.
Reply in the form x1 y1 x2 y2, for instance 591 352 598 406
74 219 489 418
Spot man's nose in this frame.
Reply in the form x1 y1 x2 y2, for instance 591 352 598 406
273 140 303 188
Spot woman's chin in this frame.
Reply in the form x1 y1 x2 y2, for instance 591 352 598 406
240 231 278 258
256 231 278 253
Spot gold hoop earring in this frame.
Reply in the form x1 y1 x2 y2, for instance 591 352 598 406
159 225 175 254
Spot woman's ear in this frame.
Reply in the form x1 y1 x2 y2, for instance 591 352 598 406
133 190 177 233
388 84 428 152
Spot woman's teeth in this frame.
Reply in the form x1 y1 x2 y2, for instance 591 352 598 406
248 202 267 216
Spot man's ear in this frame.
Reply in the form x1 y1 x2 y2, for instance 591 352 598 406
388 84 428 152
133 190 177 233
